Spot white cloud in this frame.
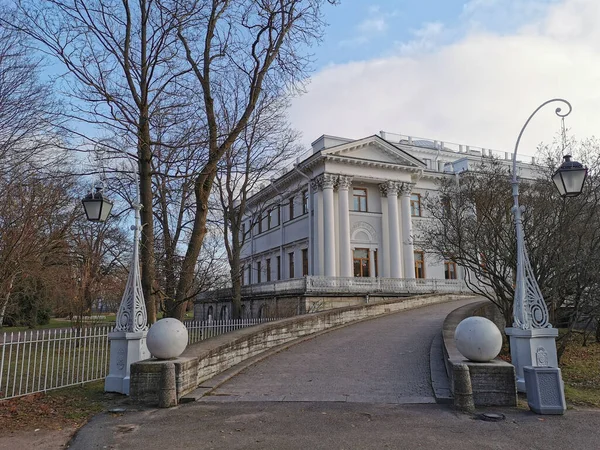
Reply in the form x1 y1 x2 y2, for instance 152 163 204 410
291 0 600 159
358 17 388 33
396 22 445 56
461 0 555 32
339 5 397 47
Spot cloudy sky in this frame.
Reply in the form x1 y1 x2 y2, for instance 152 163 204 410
290 0 600 158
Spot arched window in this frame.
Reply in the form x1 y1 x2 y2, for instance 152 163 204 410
206 305 213 321
220 305 228 320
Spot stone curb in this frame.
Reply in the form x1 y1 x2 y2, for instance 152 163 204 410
429 332 453 404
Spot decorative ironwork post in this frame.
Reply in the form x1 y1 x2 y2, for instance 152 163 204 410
104 155 150 395
505 99 571 392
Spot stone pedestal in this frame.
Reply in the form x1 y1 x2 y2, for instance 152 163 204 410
523 366 566 415
505 327 558 393
105 331 150 395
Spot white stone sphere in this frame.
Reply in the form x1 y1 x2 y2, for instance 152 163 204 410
454 316 502 362
147 318 188 360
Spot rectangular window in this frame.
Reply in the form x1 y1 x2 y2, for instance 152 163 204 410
374 250 378 277
444 261 457 280
242 222 246 237
267 210 272 230
353 248 370 277
241 264 245 286
302 249 309 276
353 188 368 212
410 194 421 217
289 252 295 278
256 261 262 283
277 205 281 225
302 190 308 215
289 198 294 220
414 251 425 279
258 216 263 234
266 258 271 282
277 256 281 280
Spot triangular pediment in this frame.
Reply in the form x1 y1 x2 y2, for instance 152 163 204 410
321 135 426 168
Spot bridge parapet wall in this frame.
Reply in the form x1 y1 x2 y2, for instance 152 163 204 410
131 293 474 406
441 301 517 407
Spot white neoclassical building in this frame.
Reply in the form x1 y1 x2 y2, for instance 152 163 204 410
195 131 539 319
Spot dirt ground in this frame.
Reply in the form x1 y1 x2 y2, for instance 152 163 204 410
0 382 125 450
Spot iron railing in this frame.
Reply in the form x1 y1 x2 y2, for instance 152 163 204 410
0 317 275 400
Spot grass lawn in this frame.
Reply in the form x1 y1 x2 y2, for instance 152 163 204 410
1 316 117 333
560 333 600 408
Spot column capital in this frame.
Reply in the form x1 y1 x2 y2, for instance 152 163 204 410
399 182 415 196
321 173 337 190
310 177 323 192
337 175 353 190
378 180 402 197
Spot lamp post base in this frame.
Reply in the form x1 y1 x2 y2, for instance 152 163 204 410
105 331 150 395
505 327 559 393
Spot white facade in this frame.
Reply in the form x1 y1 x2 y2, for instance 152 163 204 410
240 132 540 286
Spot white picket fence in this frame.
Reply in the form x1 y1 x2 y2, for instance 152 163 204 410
0 318 276 400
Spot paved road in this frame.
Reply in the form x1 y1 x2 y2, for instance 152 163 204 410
69 402 600 450
68 298 600 449
202 299 476 404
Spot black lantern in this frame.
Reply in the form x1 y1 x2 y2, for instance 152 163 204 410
82 186 114 222
552 155 587 198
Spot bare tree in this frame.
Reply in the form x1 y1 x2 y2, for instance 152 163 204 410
10 0 191 323
163 0 333 319
0 20 65 178
67 211 131 326
422 149 600 360
216 94 300 318
0 174 77 327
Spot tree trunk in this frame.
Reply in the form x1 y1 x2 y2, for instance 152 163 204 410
230 249 242 320
171 170 216 320
138 116 156 323
0 292 10 329
0 277 15 329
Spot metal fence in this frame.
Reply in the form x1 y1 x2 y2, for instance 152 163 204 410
0 317 276 400
185 318 277 345
0 326 111 401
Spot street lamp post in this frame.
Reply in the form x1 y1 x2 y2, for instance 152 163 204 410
504 98 574 393
82 152 149 395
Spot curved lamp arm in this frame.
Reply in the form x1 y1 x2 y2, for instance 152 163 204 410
511 98 572 329
512 99 572 183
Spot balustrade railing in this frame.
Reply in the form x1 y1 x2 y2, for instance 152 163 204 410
198 277 468 301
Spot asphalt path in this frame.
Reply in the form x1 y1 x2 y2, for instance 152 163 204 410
68 298 600 450
201 298 477 404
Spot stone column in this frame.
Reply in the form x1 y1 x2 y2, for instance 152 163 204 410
321 174 337 277
311 178 324 275
400 183 415 278
369 248 376 278
338 176 353 277
380 181 402 278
